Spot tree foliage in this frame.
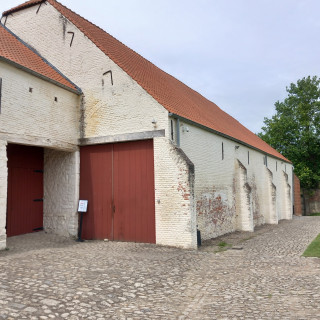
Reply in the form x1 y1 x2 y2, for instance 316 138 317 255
258 76 320 189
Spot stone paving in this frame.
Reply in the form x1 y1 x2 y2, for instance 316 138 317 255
1 216 320 319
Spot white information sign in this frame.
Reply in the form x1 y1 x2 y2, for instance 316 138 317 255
78 200 88 213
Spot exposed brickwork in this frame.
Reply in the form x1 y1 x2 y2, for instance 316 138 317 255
294 174 302 216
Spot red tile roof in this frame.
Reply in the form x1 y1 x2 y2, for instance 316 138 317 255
0 23 80 93
3 0 44 16
3 1 289 162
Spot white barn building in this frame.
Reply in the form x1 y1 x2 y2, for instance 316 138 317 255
0 0 293 250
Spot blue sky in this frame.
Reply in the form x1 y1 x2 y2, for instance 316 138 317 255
2 0 320 133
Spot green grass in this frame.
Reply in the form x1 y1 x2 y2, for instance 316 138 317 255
218 241 231 248
309 212 320 216
303 233 320 257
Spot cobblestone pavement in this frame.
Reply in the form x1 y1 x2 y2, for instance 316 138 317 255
1 216 320 319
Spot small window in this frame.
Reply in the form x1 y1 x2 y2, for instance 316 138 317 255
222 142 224 160
276 162 278 171
265 156 268 167
248 151 250 165
170 120 174 141
29 87 33 93
54 97 58 102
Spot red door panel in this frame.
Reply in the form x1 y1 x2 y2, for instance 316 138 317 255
7 144 44 237
113 140 155 243
80 144 113 240
80 140 155 243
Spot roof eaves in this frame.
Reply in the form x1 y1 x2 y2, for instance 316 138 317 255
169 113 292 164
0 56 81 95
1 23 82 94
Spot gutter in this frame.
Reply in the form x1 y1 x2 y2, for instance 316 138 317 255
168 112 292 164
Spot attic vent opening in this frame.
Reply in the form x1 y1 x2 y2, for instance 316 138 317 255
29 88 33 93
54 97 58 102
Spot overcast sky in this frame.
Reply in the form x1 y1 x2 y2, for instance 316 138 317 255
2 0 320 133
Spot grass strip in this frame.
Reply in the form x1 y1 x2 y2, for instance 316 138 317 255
303 233 320 257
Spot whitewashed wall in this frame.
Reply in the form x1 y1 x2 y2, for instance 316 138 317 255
154 137 197 249
0 59 80 245
176 119 293 240
0 61 80 150
4 4 169 139
44 149 80 237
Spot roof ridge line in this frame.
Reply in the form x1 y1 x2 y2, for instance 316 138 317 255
1 22 82 94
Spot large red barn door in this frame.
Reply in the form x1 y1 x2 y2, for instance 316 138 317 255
80 140 155 243
113 140 155 243
80 144 113 240
7 144 44 237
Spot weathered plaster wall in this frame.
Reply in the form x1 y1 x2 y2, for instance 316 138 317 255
154 137 197 249
4 4 169 140
176 120 293 240
0 141 7 249
0 61 80 150
44 149 79 237
0 58 80 247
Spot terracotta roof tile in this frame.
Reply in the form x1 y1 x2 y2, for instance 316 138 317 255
0 23 80 93
3 0 45 16
3 0 289 162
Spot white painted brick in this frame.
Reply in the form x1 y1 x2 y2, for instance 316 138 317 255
178 120 293 240
0 61 80 149
154 137 197 249
4 4 169 140
44 149 79 237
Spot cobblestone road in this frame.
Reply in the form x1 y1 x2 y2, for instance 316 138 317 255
1 216 320 319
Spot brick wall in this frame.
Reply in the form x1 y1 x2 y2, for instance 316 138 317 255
293 174 302 216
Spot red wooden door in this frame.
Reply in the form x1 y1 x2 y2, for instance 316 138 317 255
7 144 44 237
80 144 113 240
113 140 155 243
80 140 155 243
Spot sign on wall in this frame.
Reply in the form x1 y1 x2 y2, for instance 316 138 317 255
78 200 88 213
